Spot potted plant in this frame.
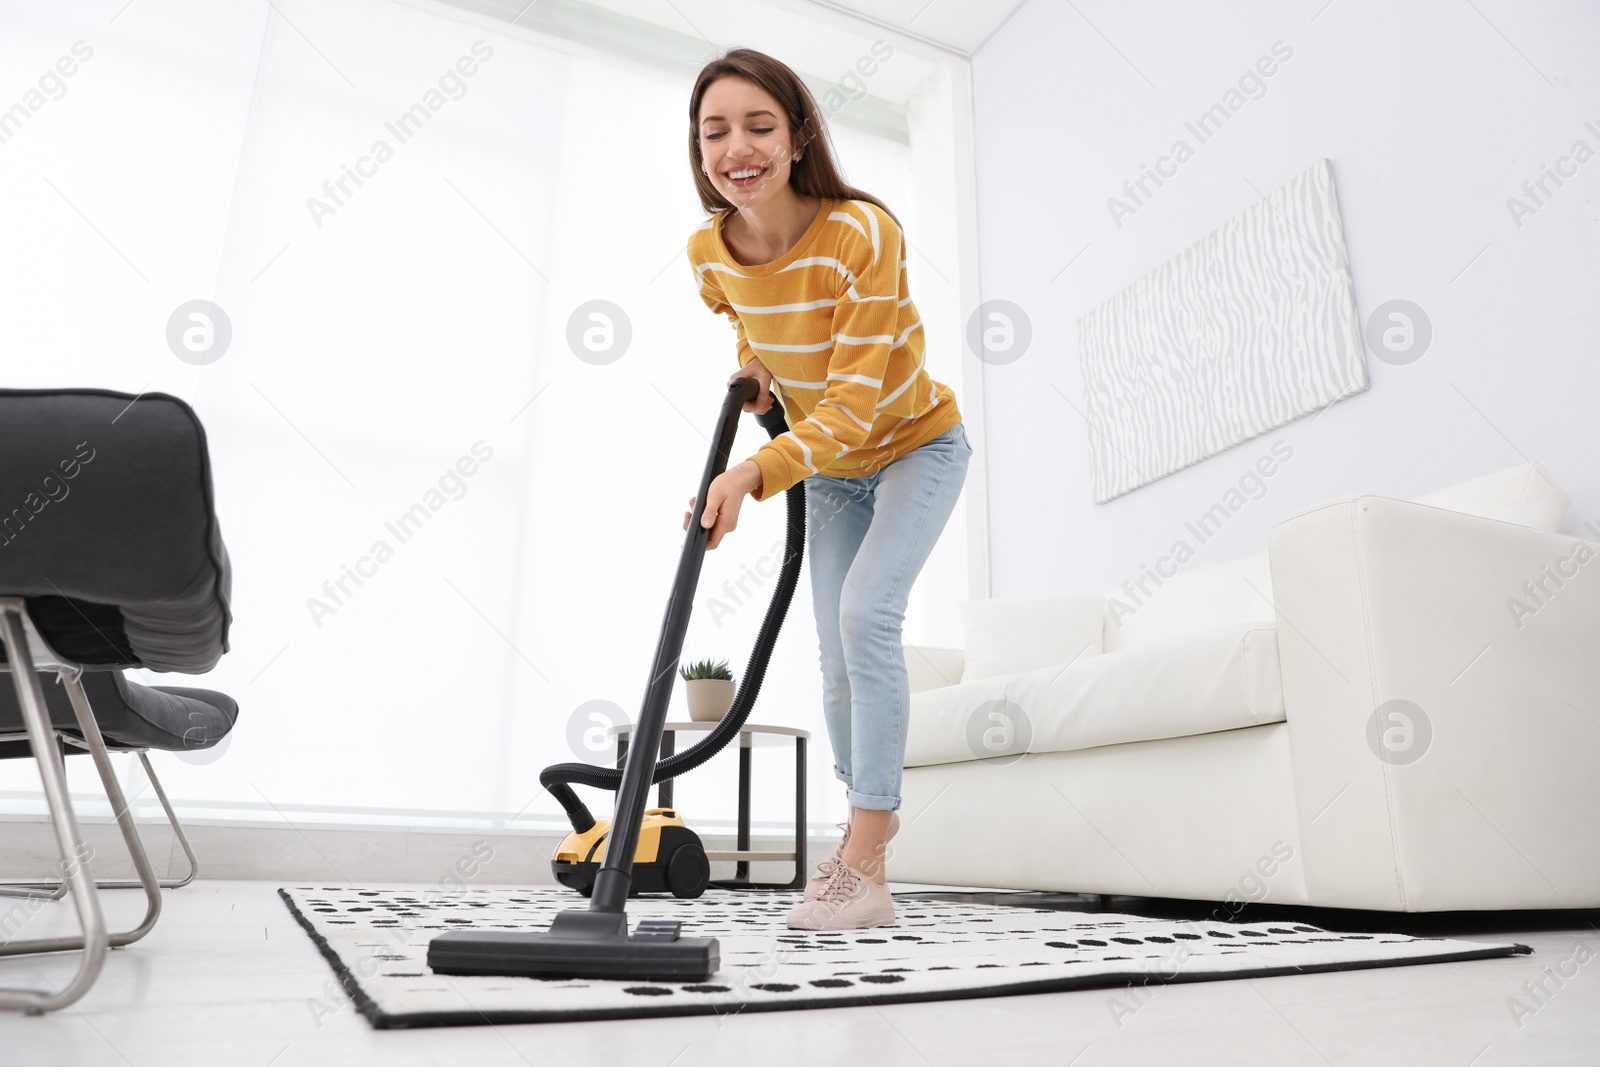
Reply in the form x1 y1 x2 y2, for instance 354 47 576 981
680 657 736 722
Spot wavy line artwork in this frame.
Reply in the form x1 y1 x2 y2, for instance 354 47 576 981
1078 159 1367 503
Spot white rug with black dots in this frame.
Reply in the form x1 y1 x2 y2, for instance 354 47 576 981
279 886 1529 1028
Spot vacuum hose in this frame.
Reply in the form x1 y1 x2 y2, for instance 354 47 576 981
540 385 803 833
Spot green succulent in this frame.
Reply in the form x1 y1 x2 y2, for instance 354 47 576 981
679 657 733 681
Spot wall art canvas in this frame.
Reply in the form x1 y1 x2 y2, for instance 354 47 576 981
1078 158 1367 503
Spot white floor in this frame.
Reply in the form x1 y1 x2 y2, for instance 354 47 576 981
0 881 1596 1066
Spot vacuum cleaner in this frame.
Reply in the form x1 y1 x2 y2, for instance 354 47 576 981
427 375 805 982
550 806 706 900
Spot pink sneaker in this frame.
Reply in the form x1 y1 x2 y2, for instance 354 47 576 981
787 859 895 931
804 811 900 901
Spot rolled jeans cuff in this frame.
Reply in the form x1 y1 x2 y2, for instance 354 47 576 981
844 788 900 812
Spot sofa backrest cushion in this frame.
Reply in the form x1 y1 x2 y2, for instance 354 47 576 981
0 389 231 673
1102 551 1274 653
958 595 1104 683
1099 461 1568 651
1411 461 1567 533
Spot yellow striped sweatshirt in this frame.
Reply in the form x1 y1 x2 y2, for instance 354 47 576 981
687 196 962 503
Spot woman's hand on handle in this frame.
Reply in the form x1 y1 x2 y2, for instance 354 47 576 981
682 461 764 550
729 359 774 415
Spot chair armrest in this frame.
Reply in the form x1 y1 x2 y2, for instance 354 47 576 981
903 644 964 694
1270 495 1600 910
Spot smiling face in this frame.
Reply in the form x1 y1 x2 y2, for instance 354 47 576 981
696 75 803 210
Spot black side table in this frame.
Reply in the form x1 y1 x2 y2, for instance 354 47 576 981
610 721 809 890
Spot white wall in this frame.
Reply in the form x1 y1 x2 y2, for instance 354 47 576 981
970 0 1600 599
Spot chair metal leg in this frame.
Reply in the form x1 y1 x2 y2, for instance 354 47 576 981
0 747 199 895
136 752 198 889
57 672 162 944
0 679 167 943
0 882 69 902
0 604 108 1014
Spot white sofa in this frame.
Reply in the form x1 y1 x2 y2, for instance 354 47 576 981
894 463 1600 911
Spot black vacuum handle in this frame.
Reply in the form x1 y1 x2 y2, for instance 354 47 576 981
752 383 788 437
589 376 772 913
683 376 764 552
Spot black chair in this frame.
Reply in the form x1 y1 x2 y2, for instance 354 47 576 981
0 388 235 1013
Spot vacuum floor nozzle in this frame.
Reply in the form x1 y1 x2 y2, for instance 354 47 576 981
427 910 718 982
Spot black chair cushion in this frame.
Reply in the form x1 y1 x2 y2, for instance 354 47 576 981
0 389 231 672
0 670 237 755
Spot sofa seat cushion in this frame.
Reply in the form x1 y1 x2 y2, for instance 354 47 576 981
904 622 1284 768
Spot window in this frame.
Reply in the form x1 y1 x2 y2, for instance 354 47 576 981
1 0 964 841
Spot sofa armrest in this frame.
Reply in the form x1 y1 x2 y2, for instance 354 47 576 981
903 644 964 694
1270 496 1600 910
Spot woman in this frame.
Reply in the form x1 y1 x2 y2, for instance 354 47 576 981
681 49 971 931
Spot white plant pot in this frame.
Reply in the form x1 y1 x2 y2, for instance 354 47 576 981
685 677 736 722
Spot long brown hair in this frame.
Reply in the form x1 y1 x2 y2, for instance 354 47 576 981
689 48 902 230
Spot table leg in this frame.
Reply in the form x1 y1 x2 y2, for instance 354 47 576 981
790 736 807 890
735 739 751 881
659 730 675 810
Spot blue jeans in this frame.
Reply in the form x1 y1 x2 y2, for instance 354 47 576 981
804 422 973 812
